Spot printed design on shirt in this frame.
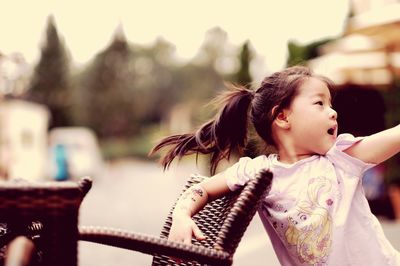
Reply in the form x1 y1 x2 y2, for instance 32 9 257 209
284 176 333 265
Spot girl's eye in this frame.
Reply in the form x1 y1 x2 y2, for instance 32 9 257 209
314 101 323 106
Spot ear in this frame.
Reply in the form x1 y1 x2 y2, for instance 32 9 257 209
272 106 290 129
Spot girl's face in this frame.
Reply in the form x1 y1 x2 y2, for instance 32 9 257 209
285 77 338 156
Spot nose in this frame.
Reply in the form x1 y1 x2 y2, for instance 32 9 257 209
329 107 337 120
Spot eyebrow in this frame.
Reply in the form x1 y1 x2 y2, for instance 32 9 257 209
313 92 331 102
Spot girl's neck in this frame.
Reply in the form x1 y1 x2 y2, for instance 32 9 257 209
274 135 316 164
277 150 314 164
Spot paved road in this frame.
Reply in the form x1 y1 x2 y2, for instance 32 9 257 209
78 159 400 266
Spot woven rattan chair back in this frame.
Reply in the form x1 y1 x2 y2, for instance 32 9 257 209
0 177 91 266
152 169 272 266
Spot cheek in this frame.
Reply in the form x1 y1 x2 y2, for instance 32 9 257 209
292 116 315 131
295 110 321 130
292 122 321 142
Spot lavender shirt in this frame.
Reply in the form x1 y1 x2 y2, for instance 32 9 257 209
225 134 400 265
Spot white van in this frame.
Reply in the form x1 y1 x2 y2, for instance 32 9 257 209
48 127 103 180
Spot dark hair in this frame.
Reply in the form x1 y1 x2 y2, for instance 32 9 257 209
149 66 335 174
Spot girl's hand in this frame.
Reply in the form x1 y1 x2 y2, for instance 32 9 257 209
168 214 206 244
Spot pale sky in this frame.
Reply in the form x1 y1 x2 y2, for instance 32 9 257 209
0 0 350 73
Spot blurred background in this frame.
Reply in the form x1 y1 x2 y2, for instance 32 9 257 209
1 0 400 265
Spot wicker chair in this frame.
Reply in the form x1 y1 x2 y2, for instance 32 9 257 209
0 177 92 266
79 169 272 266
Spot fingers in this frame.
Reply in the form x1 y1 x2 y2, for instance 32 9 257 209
168 223 206 263
168 232 192 243
167 218 206 243
192 223 206 241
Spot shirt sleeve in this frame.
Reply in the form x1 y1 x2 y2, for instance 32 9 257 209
224 155 269 191
326 133 375 177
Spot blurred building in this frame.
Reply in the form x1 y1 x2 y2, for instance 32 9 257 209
0 100 50 180
309 0 400 87
307 0 399 135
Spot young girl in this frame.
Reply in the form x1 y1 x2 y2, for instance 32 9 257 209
150 66 400 265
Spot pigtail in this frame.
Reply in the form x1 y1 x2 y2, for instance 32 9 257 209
149 84 254 175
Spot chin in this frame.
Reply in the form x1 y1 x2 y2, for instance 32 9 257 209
316 144 334 156
322 142 335 155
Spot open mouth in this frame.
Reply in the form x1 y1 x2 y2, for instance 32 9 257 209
327 126 336 136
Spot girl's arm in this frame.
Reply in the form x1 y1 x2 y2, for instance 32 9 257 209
169 173 230 243
344 124 400 164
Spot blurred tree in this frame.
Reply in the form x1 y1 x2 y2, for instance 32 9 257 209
171 28 229 126
75 27 137 138
185 27 229 102
286 38 333 67
232 41 253 87
193 27 228 67
230 41 262 158
135 37 178 124
74 28 181 139
28 15 72 128
67 25 246 160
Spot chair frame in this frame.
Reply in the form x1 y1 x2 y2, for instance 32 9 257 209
79 169 272 265
0 177 92 266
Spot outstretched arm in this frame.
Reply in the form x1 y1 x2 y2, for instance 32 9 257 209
169 173 230 243
344 124 400 164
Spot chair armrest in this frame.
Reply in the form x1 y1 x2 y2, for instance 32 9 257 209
79 226 232 265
